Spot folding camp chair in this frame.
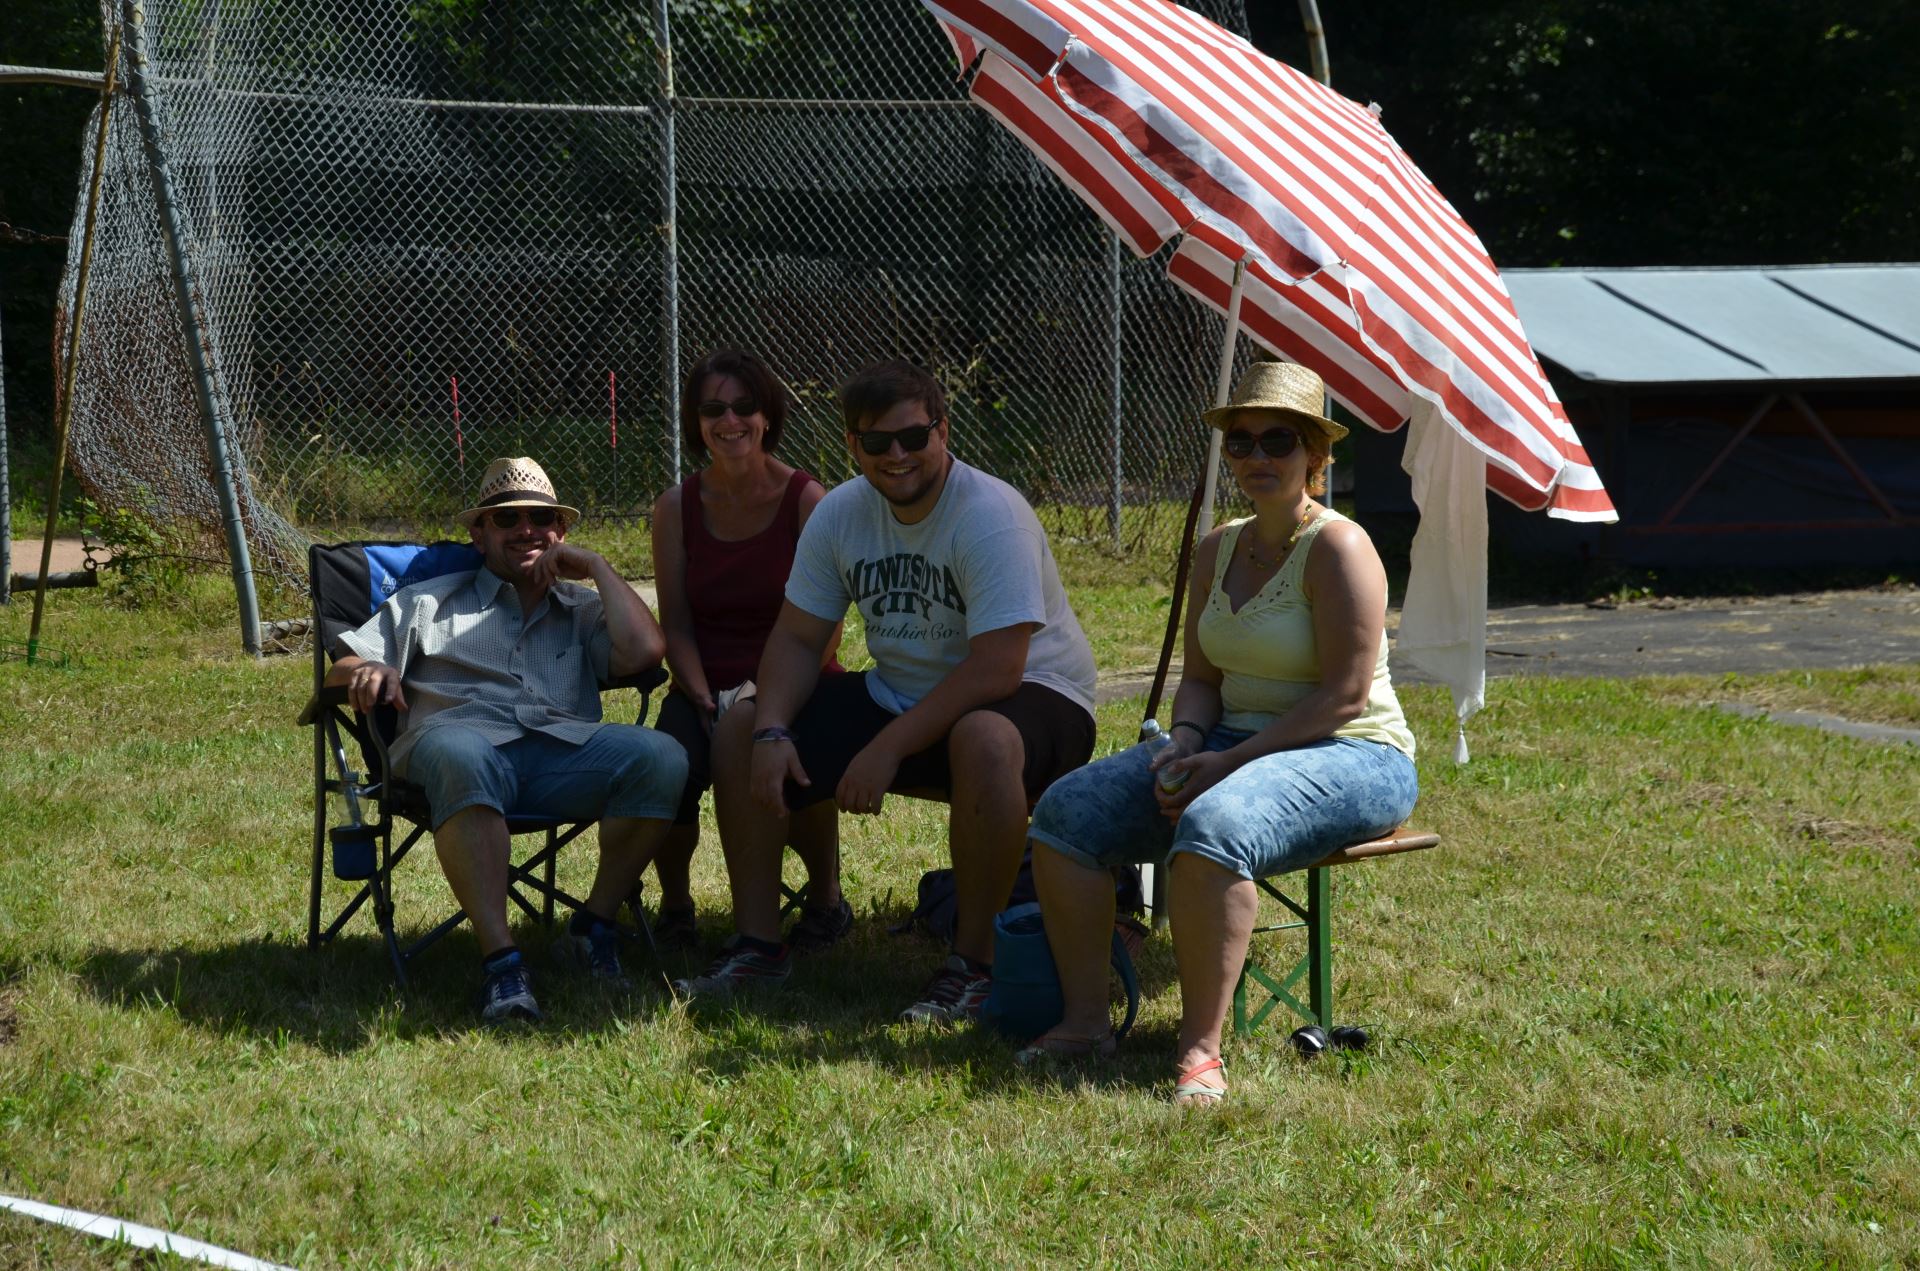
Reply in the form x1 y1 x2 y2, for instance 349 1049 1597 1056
298 540 669 984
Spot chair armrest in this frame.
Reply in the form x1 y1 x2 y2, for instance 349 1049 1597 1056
602 665 669 695
296 683 349 726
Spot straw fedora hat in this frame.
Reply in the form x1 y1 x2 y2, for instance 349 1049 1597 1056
1201 360 1349 442
457 456 582 528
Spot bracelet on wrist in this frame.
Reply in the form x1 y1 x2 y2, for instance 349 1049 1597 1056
752 725 798 745
1171 720 1208 742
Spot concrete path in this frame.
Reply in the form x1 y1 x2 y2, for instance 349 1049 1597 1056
1095 585 1920 707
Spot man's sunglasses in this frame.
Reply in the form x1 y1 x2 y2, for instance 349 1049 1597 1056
1223 428 1304 460
854 423 936 456
697 396 760 420
486 507 561 530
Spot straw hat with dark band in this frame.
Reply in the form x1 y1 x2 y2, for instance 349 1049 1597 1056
1202 360 1349 443
457 456 582 528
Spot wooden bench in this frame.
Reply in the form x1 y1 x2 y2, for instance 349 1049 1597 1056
1147 828 1441 1037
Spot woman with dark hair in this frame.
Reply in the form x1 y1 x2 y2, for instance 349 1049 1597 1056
1018 361 1417 1108
647 349 847 952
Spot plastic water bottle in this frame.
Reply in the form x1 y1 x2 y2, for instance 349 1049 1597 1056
1140 719 1189 793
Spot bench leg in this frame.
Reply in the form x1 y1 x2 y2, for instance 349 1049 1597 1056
1307 865 1332 1031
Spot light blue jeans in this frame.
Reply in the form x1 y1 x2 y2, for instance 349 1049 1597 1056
1027 726 1417 880
402 724 688 829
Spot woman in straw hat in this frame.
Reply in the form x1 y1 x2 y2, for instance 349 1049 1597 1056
1018 360 1418 1106
648 349 848 954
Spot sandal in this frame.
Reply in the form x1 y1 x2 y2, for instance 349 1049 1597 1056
786 895 854 956
1014 1030 1117 1068
650 904 700 953
1172 1056 1228 1109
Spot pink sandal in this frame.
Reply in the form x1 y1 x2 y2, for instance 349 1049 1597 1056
1172 1056 1228 1108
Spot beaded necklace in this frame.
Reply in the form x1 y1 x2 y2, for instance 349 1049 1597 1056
1244 502 1318 570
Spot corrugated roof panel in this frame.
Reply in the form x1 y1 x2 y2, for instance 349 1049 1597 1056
1504 265 1920 387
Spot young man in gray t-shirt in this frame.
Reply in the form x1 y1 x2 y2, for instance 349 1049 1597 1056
677 360 1098 1022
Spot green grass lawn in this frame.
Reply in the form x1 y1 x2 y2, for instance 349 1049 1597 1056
2 572 1918 1267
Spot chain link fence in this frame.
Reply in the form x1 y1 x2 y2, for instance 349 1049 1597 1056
61 0 1252 595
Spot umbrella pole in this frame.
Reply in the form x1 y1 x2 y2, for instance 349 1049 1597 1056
1194 260 1245 542
1144 258 1246 725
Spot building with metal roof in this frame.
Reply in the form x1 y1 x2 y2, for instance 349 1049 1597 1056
1357 264 1920 569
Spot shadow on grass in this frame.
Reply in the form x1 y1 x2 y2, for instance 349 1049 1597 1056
62 913 1196 1095
66 929 684 1054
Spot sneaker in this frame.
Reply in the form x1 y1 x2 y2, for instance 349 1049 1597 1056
480 952 543 1025
672 936 791 999
899 954 991 1025
786 895 854 956
650 904 700 954
562 913 630 987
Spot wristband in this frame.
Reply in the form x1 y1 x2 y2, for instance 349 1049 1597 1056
752 725 798 745
1171 720 1208 742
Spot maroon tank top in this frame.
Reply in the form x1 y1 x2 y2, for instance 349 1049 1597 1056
680 467 841 691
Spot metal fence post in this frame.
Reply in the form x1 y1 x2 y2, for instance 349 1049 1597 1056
119 0 262 654
654 0 681 484
1107 229 1124 551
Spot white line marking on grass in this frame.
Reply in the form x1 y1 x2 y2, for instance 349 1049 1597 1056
0 1194 295 1270
1715 702 1920 747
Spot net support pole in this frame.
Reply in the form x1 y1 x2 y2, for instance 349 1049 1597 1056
120 0 262 654
654 0 681 482
1 301 10 603
1194 259 1246 541
1106 230 1124 551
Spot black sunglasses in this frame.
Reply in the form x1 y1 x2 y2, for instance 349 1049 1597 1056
486 507 560 530
697 396 760 420
854 423 936 456
1223 427 1304 460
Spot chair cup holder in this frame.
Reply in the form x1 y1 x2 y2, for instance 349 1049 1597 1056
330 825 379 880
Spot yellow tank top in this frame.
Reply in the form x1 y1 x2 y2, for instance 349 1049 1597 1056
1196 510 1415 756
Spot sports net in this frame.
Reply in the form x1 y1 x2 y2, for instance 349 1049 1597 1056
62 0 1252 590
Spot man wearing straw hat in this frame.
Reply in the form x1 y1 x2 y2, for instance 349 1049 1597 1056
326 457 688 1024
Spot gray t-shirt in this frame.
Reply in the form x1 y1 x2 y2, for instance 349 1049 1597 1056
786 458 1097 718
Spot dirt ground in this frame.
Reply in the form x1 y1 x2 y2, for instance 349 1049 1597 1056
5 536 92 576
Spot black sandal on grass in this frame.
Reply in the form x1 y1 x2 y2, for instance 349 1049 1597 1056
786 895 854 955
650 905 700 953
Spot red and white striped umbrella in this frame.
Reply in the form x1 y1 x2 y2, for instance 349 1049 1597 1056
927 0 1615 520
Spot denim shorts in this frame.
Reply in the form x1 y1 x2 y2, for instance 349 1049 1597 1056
400 723 689 829
1027 726 1418 881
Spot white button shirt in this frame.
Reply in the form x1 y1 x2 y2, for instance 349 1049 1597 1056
339 567 614 774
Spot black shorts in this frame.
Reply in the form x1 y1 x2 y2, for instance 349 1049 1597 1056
651 688 711 827
782 671 1095 811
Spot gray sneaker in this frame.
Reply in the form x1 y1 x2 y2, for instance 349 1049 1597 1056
672 937 792 999
899 954 991 1025
560 914 630 987
480 953 543 1025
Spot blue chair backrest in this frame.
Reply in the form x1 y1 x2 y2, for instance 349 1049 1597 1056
310 540 482 658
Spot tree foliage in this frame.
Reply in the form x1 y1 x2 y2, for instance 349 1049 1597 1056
0 0 103 438
2 0 1917 448
1250 0 1920 267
